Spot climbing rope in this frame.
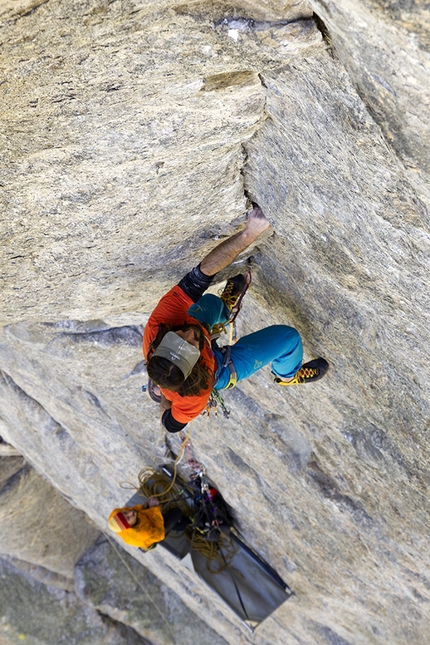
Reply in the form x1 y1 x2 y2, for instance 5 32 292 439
127 422 195 502
189 530 237 573
137 467 237 573
104 532 178 642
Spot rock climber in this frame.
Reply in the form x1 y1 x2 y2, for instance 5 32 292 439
143 204 328 433
108 497 189 550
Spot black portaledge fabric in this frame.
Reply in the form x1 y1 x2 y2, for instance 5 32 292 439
162 409 188 433
177 264 214 303
163 508 190 533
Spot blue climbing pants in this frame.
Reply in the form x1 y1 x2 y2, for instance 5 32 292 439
188 294 303 390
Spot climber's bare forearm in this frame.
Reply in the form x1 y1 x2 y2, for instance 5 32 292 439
200 205 272 276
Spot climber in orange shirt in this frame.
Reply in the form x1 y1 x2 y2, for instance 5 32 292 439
144 204 328 432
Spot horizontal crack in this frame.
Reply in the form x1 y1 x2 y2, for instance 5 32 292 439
214 16 314 31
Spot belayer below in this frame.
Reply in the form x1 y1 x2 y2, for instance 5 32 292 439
143 203 329 433
108 497 189 550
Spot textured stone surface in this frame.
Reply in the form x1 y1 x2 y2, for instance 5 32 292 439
310 0 430 206
0 0 429 644
0 556 152 645
0 0 321 325
75 537 229 645
0 456 100 578
0 437 21 456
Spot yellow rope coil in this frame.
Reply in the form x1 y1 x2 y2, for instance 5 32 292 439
137 421 194 501
137 463 237 573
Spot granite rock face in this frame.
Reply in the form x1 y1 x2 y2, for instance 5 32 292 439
75 537 229 645
1 0 323 325
0 1 429 644
311 0 430 205
0 451 225 645
0 556 152 645
0 456 100 580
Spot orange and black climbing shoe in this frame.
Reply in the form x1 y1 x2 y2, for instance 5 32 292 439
220 274 247 312
274 358 329 386
211 269 251 337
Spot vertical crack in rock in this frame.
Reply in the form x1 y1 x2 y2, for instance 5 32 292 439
201 14 321 200
312 11 335 57
238 73 269 196
200 68 269 202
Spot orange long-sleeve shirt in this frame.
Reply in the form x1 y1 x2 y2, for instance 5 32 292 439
143 285 216 424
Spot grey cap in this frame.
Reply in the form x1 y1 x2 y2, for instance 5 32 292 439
153 332 201 379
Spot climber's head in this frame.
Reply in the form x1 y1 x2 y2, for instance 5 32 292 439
108 508 138 532
122 509 138 526
146 323 211 396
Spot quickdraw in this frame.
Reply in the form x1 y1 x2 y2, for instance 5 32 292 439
202 387 231 419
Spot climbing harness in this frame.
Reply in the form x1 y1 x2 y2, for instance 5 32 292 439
201 342 238 419
218 345 237 390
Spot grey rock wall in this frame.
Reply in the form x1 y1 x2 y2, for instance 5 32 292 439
0 451 228 645
75 537 229 645
0 456 100 578
0 0 429 644
310 0 430 206
0 0 322 325
0 556 152 645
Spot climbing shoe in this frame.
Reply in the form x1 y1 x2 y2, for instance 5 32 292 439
274 358 329 386
220 274 246 312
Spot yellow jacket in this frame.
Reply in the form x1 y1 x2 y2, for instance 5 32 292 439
108 504 165 549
